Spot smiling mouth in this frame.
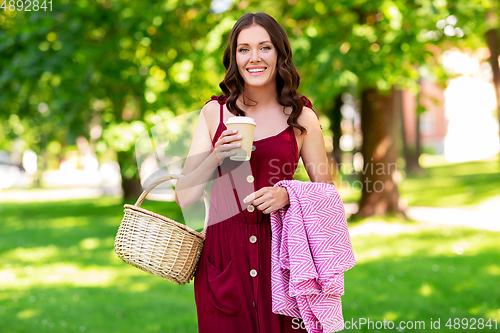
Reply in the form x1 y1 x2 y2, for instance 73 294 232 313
246 67 267 73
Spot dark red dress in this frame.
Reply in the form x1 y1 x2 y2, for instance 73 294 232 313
193 95 310 333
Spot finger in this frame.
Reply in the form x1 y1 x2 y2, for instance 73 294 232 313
255 200 270 209
243 188 262 203
228 141 242 150
220 129 239 141
263 206 273 214
215 141 241 153
243 192 256 203
244 187 267 203
222 129 238 136
252 192 271 206
260 202 273 214
224 134 242 143
243 191 261 204
215 134 242 148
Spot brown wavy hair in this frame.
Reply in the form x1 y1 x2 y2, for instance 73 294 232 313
219 12 308 134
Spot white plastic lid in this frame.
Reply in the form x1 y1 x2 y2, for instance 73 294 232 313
225 116 256 126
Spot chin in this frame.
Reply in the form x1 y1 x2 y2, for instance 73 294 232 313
244 81 273 89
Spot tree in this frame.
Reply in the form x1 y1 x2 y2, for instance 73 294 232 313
485 9 500 154
0 0 231 200
357 87 402 216
273 0 467 218
2 0 494 208
276 0 494 218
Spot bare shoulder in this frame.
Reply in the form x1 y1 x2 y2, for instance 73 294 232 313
294 106 321 154
201 100 221 142
297 106 319 127
202 99 220 118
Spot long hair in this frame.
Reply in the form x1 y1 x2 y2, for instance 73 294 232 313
219 12 307 134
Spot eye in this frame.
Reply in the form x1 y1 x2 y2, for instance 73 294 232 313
262 46 271 51
239 48 249 53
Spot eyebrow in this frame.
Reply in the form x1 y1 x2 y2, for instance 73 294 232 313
237 41 272 47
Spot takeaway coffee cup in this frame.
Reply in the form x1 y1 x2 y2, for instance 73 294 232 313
225 116 256 161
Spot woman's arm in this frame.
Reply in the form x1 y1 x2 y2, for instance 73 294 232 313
174 101 219 209
175 100 242 208
298 107 334 184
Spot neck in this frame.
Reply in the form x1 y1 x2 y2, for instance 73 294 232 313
238 82 279 114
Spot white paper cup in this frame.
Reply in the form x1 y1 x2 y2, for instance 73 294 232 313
225 116 256 161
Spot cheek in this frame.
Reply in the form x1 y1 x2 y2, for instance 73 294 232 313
235 56 244 73
237 56 250 74
266 52 277 67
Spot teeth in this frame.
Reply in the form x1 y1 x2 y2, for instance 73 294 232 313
248 68 265 73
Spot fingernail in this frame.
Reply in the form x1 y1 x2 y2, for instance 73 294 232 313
233 129 237 133
238 135 242 139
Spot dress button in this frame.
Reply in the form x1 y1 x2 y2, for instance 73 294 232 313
249 235 257 243
250 269 258 277
247 204 255 212
252 145 256 151
246 175 254 183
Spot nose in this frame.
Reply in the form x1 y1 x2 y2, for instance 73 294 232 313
250 49 261 63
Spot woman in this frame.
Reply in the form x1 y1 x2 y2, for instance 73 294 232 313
175 12 333 333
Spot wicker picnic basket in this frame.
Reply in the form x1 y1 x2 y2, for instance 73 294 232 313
114 174 209 285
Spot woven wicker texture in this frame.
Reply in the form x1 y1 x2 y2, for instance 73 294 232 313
114 174 208 285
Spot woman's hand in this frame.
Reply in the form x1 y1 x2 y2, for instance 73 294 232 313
213 129 242 166
243 186 289 214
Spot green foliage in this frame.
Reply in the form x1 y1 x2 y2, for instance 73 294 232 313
0 0 494 182
0 0 225 179
277 0 490 112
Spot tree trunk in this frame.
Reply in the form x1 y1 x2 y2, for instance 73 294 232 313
34 138 48 188
323 93 343 185
117 151 142 202
415 88 423 172
399 87 422 175
485 13 500 156
352 87 405 219
398 88 411 171
332 93 343 171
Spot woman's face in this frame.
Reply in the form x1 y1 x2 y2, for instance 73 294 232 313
236 24 277 89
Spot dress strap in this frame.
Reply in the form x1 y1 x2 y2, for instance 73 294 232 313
300 95 319 119
206 94 227 125
206 94 227 106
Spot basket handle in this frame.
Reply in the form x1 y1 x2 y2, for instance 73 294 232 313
134 174 210 236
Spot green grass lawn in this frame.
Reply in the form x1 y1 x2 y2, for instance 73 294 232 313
0 198 196 333
345 223 500 332
400 154 500 207
1 198 499 332
329 154 500 207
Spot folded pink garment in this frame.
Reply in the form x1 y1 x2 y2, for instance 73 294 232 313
270 180 357 333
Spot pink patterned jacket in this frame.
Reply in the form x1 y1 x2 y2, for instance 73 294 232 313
270 180 357 333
